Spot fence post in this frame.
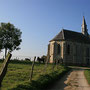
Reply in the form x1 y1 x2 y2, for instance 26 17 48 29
52 59 56 71
30 56 36 82
0 52 12 87
43 55 50 73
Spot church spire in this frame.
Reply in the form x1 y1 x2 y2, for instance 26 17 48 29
82 16 88 36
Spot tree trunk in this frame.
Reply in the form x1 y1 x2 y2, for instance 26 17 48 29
5 48 7 58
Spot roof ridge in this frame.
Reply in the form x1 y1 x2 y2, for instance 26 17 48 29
63 29 82 34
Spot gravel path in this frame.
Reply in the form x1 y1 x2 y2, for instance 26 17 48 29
47 67 90 90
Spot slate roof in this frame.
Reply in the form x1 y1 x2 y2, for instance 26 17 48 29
50 29 90 44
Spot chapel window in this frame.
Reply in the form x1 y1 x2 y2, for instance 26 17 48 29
86 48 89 57
57 44 60 54
67 44 70 55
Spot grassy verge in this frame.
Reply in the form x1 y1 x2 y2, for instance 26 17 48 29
0 61 70 90
84 69 90 84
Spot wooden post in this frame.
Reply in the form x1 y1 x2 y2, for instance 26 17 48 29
43 56 49 73
52 59 56 71
56 59 59 69
0 52 12 87
30 56 36 82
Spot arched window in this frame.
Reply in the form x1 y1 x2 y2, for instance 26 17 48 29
57 44 60 54
67 44 70 55
86 48 89 57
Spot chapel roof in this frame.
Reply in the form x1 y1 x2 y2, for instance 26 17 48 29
50 29 90 44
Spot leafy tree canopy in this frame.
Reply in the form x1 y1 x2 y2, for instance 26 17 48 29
0 22 22 57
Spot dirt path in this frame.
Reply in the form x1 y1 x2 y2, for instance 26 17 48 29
47 67 90 90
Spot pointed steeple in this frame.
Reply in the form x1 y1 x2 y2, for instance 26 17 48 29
82 16 88 36
82 16 86 25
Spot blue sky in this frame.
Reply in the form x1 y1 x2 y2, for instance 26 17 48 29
0 0 90 59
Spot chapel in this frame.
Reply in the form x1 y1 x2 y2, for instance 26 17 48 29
47 16 90 66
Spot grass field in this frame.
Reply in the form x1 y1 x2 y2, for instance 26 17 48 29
0 60 69 90
84 69 90 84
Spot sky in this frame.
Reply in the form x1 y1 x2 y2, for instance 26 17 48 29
0 0 90 60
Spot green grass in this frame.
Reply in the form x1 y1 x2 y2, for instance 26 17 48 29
84 69 90 84
0 60 69 90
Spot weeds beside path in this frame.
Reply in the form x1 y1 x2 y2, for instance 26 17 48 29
84 69 90 85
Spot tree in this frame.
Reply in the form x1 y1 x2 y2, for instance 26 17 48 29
0 22 22 57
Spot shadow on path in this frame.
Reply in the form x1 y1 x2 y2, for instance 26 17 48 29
46 70 72 90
